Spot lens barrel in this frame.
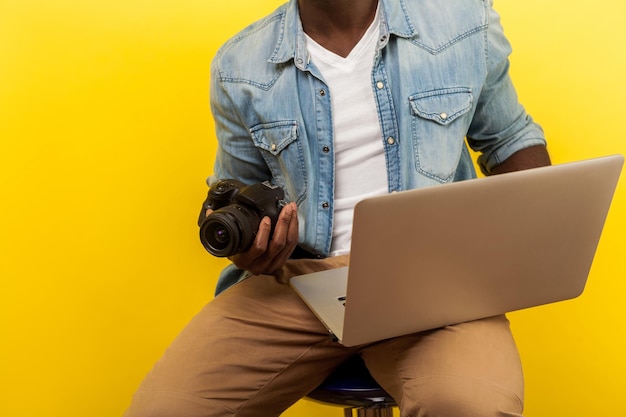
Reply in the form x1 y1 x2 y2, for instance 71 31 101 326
199 205 258 257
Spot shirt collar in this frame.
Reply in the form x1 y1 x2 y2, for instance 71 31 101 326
268 0 417 69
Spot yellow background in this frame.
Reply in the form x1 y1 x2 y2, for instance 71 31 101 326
1 1 625 416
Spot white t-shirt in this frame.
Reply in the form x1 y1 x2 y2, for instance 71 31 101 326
305 8 388 256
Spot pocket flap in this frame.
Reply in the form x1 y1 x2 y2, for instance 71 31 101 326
250 121 298 156
409 88 473 125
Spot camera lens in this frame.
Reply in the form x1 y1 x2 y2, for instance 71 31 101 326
199 205 258 257
213 227 229 244
210 225 231 249
201 217 240 256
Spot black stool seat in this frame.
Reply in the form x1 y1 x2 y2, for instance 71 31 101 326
307 356 397 409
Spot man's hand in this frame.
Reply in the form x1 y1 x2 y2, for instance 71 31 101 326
206 202 299 275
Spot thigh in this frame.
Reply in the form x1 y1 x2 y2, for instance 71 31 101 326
126 258 355 417
361 315 524 417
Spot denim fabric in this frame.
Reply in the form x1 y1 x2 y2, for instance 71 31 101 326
209 0 546 293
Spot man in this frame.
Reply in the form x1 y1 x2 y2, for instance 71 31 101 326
125 0 551 415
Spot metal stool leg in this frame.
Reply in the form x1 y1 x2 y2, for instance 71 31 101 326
342 406 394 417
355 407 394 417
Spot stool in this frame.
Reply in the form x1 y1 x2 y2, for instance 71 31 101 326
306 356 397 417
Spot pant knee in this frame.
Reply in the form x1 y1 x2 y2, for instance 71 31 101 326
401 376 524 417
124 390 235 417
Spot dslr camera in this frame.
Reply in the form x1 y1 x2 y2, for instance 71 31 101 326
199 179 287 257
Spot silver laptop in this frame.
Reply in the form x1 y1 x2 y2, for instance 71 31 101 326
290 155 623 346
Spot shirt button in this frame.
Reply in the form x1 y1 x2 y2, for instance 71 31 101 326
319 89 326 96
376 81 384 89
322 146 330 153
387 137 396 145
271 143 277 152
440 112 448 120
322 202 330 209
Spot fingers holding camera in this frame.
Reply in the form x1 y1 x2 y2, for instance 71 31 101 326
226 221 269 273
267 202 299 270
228 202 299 275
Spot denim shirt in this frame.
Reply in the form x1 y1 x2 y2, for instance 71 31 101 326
209 0 546 294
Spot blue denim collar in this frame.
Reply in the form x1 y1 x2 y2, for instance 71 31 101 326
268 0 417 70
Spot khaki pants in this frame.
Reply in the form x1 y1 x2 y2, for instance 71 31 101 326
125 257 524 417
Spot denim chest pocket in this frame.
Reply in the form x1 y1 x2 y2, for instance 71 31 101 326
409 87 473 182
249 121 307 203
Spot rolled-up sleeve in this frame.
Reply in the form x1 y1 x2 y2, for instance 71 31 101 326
467 3 547 175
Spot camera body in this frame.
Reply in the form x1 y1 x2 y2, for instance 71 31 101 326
199 179 287 257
